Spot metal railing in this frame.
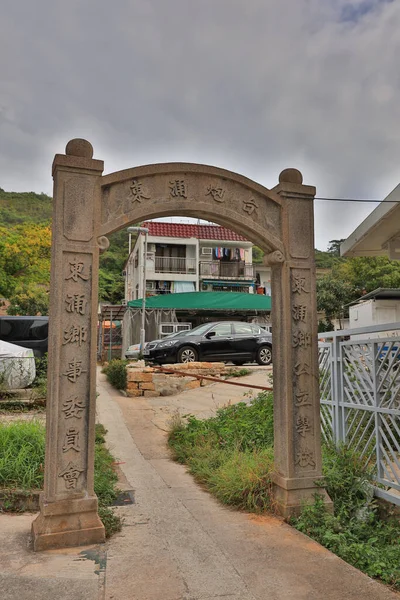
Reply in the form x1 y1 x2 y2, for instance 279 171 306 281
200 261 255 279
318 323 400 506
151 256 197 274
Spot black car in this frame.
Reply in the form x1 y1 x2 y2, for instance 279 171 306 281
0 316 49 358
144 321 272 365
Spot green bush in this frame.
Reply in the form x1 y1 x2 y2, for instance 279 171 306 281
102 359 128 390
292 445 400 590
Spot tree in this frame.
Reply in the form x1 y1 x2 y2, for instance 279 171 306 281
327 239 346 257
0 223 51 301
336 256 400 295
316 275 353 328
7 286 49 316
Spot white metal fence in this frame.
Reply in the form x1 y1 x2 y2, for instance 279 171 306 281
319 323 400 506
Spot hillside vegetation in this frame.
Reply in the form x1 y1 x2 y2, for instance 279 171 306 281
0 188 128 314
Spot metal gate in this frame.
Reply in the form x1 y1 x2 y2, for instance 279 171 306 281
319 323 400 506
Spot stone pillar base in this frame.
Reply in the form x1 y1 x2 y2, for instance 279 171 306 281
31 494 105 551
273 474 333 519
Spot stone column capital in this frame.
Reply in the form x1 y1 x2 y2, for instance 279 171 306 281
52 138 104 176
273 169 316 199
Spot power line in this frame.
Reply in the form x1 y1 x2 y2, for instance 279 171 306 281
315 197 399 203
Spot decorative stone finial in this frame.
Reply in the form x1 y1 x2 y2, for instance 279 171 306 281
279 168 303 185
264 250 285 265
97 236 110 254
65 139 94 159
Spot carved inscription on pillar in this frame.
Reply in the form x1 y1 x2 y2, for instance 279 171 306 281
291 268 316 474
57 252 92 495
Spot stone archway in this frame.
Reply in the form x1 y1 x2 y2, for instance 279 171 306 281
32 139 331 551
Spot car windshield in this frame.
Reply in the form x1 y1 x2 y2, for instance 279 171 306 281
163 330 188 339
181 323 215 337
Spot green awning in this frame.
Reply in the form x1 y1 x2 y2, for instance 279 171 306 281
127 292 271 311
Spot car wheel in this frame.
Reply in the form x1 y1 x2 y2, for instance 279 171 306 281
177 346 198 363
257 345 272 366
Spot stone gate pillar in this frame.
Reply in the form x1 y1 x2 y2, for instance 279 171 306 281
268 168 332 517
32 139 106 550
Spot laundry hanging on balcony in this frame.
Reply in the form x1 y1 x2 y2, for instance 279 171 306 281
170 281 196 293
212 247 245 261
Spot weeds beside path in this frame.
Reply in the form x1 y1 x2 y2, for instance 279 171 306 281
168 391 400 591
0 420 122 537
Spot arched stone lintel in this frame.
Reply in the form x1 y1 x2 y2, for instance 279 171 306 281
100 203 284 255
101 162 282 207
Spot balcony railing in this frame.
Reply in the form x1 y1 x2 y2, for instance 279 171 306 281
151 256 197 274
200 261 255 279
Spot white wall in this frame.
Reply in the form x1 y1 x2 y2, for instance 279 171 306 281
350 299 400 338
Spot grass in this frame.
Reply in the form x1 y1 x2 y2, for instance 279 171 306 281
169 391 275 511
0 420 45 489
224 368 252 378
0 420 122 537
168 392 400 591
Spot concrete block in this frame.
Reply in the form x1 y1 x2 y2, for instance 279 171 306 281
127 382 139 389
127 389 142 398
127 372 154 383
143 390 160 397
139 382 156 391
184 380 201 390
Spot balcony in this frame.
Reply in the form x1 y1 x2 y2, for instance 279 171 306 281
200 261 255 279
151 256 197 274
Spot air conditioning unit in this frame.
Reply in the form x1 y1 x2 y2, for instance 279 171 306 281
201 247 213 255
146 281 155 290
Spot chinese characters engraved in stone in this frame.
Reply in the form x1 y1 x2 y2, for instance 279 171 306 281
65 293 87 315
62 428 81 452
65 258 89 282
58 462 84 489
242 198 258 215
128 179 150 203
62 358 87 383
63 325 88 347
62 397 86 419
206 185 225 202
169 180 187 198
295 447 316 468
292 276 309 294
292 331 311 348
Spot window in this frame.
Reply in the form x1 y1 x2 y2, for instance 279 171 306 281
233 323 263 335
208 323 233 337
234 323 254 335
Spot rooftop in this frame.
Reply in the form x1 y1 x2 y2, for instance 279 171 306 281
348 287 400 306
143 221 248 242
341 183 400 258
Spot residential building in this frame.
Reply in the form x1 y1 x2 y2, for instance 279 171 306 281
124 222 268 301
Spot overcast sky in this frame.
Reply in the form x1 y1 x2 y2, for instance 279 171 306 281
1 0 399 250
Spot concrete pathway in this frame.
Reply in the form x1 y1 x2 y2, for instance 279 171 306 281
0 368 398 600
96 369 399 600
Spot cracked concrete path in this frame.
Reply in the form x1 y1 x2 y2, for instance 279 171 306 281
96 369 399 600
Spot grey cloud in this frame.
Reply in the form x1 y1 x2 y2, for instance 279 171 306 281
1 0 399 248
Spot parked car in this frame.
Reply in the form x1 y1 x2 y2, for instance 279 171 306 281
0 316 48 358
125 343 141 360
144 321 272 365
125 331 190 360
